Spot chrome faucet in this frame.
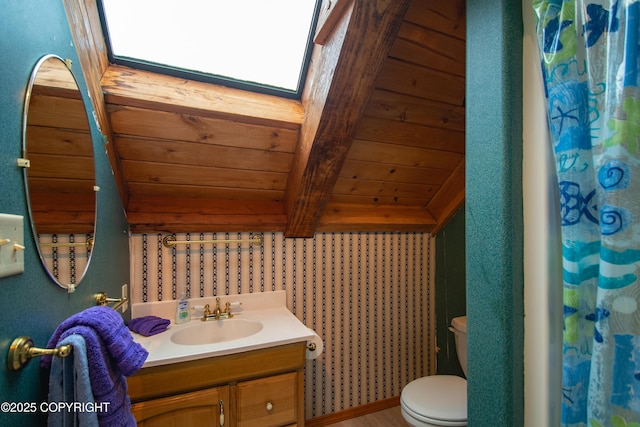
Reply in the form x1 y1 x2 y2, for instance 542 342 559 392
201 297 234 321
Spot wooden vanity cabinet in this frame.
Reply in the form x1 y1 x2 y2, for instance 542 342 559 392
127 342 307 427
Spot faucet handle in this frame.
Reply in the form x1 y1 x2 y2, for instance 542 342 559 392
222 301 235 318
220 300 242 318
225 301 242 313
201 303 211 321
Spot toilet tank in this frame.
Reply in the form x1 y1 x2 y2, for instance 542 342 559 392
451 316 467 377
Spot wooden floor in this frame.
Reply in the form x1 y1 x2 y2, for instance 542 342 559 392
322 406 409 426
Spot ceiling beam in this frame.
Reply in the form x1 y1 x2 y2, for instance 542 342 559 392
283 0 411 238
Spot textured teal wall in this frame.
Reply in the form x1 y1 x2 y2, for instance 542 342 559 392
436 208 466 376
0 2 130 426
466 0 524 425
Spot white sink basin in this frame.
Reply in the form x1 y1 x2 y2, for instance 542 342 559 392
131 291 317 367
170 318 263 346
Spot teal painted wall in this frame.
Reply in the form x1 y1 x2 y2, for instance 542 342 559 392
466 0 524 425
436 208 466 376
0 1 527 425
0 2 130 425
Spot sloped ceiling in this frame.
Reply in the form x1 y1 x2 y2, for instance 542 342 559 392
63 0 465 237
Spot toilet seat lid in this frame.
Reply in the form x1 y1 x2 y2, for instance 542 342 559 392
401 375 467 422
451 316 467 333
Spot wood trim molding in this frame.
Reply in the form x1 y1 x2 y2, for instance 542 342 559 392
314 0 355 45
62 0 129 205
427 160 465 234
101 65 304 130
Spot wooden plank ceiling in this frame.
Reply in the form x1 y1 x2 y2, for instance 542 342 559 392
67 0 465 237
25 57 96 234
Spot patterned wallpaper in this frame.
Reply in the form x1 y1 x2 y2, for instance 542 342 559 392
128 231 436 418
37 234 92 287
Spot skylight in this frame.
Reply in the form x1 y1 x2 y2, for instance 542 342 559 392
99 0 320 98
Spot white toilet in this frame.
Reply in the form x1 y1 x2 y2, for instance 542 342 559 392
401 316 467 427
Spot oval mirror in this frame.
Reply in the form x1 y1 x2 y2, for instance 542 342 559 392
21 55 97 290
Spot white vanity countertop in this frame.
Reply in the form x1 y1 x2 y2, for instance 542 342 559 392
130 291 315 368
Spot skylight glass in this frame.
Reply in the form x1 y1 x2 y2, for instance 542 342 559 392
99 0 319 97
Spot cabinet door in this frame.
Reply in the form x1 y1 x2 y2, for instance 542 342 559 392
131 385 229 427
237 372 297 427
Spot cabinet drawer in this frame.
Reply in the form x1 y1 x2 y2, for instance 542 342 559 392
237 372 297 427
131 385 228 427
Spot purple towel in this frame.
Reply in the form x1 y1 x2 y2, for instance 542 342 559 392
41 306 148 427
128 316 170 336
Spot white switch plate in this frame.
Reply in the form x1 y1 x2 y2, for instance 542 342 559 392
0 214 25 278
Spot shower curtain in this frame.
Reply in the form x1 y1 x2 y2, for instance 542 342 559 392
533 1 640 426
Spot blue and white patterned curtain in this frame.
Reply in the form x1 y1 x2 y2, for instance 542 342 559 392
534 1 640 426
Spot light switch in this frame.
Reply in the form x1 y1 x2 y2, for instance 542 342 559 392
0 214 25 278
